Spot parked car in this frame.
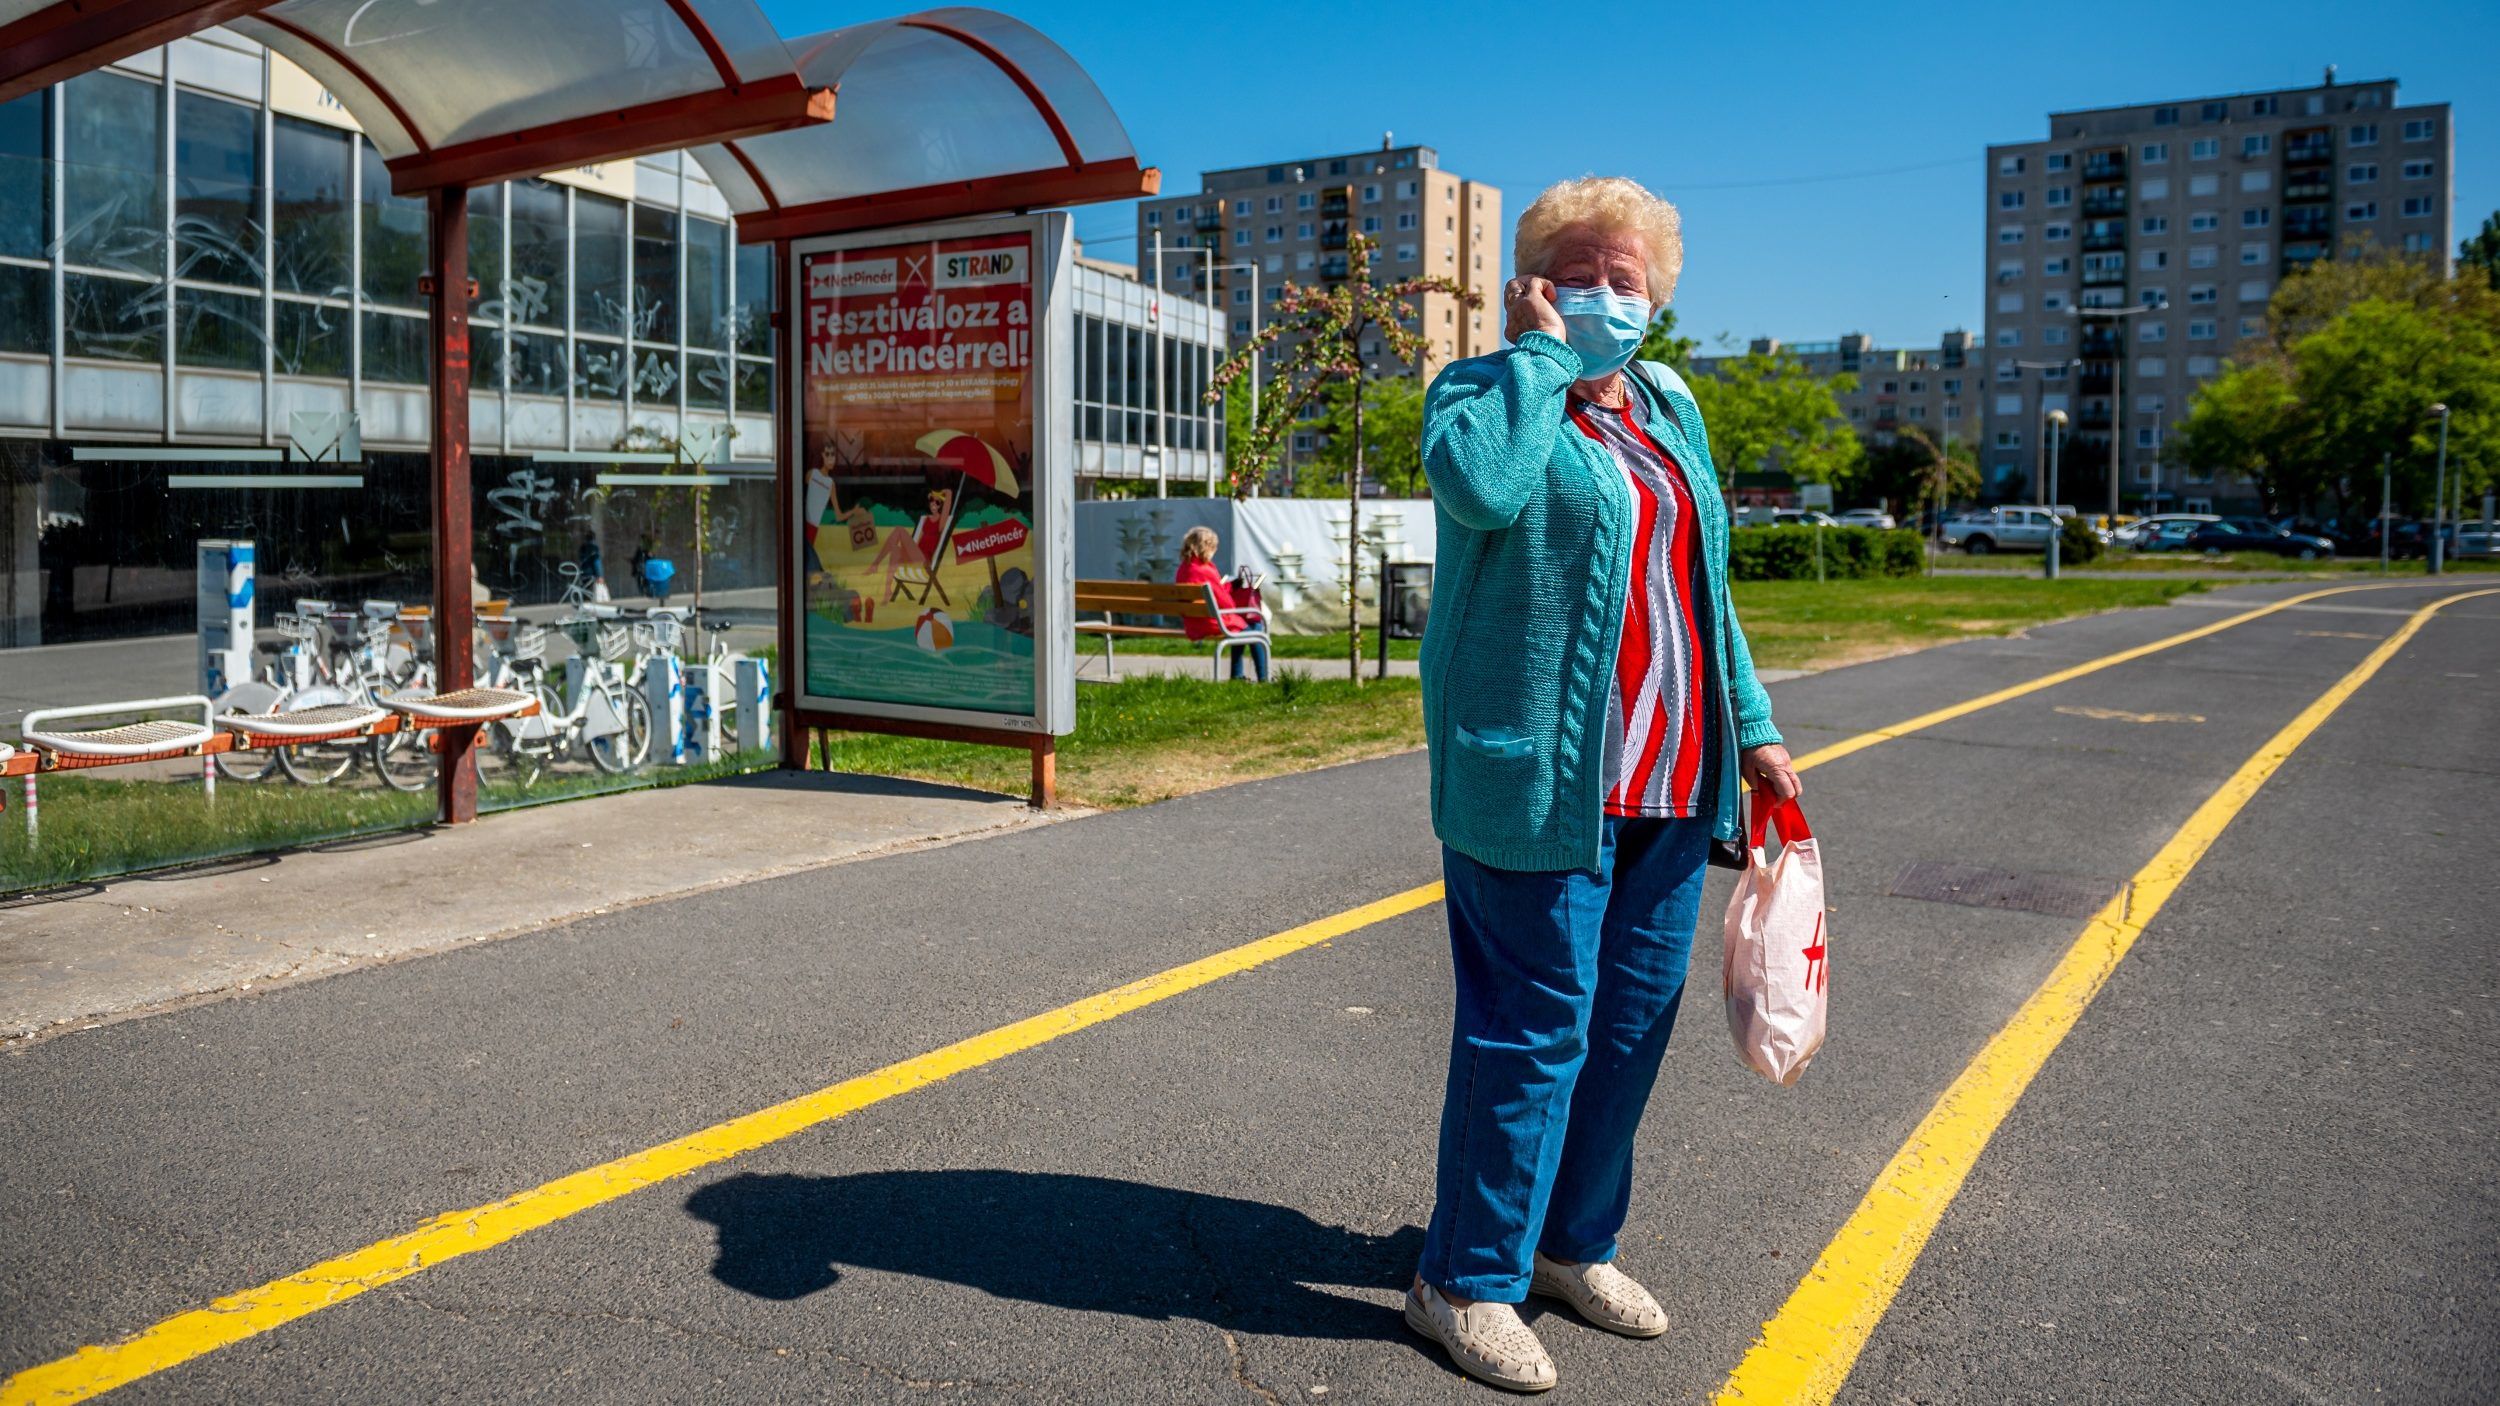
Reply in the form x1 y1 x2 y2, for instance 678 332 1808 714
1837 508 1898 530
1940 506 2064 554
2183 519 2337 559
2453 520 2499 558
2114 513 2223 551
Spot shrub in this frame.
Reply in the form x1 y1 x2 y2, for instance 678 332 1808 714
1728 526 1926 581
2058 516 2106 566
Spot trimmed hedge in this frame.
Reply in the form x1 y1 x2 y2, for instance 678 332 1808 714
1728 526 1926 581
2058 516 2107 566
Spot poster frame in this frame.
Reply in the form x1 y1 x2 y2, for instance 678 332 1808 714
783 211 1076 738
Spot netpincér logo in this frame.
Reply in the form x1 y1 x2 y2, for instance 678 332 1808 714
810 257 899 298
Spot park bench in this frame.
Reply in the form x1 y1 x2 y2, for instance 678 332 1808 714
5 687 538 838
1071 578 1268 682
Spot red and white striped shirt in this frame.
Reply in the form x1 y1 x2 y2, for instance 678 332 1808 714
1567 397 1712 819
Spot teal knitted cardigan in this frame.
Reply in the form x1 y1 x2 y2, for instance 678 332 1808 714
1418 330 1782 873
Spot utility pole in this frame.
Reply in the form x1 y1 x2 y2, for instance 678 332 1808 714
2045 408 2068 580
2430 402 2450 575
2379 452 2392 575
2067 300 2164 526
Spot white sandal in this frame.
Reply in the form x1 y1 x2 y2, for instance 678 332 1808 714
1529 1253 1669 1338
1404 1281 1558 1393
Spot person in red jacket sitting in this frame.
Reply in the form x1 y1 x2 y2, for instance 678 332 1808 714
1175 525 1269 682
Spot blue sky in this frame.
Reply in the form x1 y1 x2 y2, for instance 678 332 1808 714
767 1 2496 354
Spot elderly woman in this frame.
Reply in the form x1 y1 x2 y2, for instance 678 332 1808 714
1405 176 1799 1392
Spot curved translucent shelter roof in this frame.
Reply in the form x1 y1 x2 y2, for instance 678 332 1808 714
0 0 834 191
690 8 1158 244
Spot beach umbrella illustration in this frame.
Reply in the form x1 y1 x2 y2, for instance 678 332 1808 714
913 430 1028 597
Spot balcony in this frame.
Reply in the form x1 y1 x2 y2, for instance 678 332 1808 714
1193 210 1224 233
1319 186 1351 216
2074 405 2114 430
2078 367 2115 395
2283 210 2332 239
2078 330 2118 357
1320 256 1349 282
2081 264 2127 287
2082 192 2128 218
2284 177 2333 201
2082 226 2126 252
2082 153 2127 181
2283 130 2333 165
1320 220 1348 251
2282 242 2330 267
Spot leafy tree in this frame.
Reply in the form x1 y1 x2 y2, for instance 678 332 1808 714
1208 231 1479 680
1850 427 1977 519
1303 375 1429 499
2174 358 2304 507
2460 211 2500 291
1686 347 1862 489
1635 307 1698 374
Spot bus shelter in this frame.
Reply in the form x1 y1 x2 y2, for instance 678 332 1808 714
0 1 1152 830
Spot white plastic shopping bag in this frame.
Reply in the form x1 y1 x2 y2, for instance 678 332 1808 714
1723 795 1828 1085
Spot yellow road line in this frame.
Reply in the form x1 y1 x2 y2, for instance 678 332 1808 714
1713 587 2498 1405
1786 580 2424 771
0 579 2421 1403
1 883 1447 1406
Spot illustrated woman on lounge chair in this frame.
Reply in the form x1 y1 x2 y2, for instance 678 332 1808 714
872 487 955 603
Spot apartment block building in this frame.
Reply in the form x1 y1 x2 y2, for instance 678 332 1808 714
1982 73 2454 513
1694 330 1981 450
1132 140 1502 395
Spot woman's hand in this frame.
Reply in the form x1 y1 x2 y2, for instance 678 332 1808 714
1741 743 1800 804
1503 276 1565 344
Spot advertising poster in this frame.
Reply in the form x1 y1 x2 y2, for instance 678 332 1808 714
796 226 1043 720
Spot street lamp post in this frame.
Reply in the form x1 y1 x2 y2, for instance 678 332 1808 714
2067 299 2167 526
2428 401 2451 576
2012 357 2077 506
2044 408 2068 580
1152 230 1260 496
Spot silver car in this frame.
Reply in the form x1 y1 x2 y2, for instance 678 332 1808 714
1941 506 2063 554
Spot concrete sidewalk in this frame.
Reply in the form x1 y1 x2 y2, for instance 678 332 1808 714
0 770 1060 1046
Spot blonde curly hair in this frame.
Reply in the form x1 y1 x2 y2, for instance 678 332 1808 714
1512 176 1684 306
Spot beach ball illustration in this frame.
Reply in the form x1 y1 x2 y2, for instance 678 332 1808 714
915 608 955 652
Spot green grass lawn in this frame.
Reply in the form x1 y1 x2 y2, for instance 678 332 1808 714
816 670 1422 808
1728 576 2208 670
1943 549 2500 574
0 750 773 895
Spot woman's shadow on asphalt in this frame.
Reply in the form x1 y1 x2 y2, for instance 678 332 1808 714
684 1169 1423 1342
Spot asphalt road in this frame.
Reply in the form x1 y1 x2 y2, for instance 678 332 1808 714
2 580 2494 1404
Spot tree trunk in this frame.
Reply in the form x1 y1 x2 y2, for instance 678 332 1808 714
1347 367 1364 684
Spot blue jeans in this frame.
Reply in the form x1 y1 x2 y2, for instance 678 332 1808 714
1421 814 1710 1302
1227 619 1270 682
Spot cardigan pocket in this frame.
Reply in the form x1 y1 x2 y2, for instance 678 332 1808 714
1455 724 1535 760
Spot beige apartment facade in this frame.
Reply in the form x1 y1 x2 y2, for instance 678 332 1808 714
1695 330 1981 449
1132 140 1503 411
1982 74 2454 513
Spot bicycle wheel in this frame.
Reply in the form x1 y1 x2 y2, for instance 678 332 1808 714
587 686 650 774
371 729 437 793
211 680 285 783
487 716 545 790
273 685 360 786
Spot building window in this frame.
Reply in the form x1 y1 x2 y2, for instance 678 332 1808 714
2250 96 2278 116
2189 245 2217 268
2238 279 2268 302
2189 211 2219 232
1145 210 1161 226
1999 190 2025 209
2144 249 2169 270
2199 101 2227 122
2044 152 2071 172
1361 184 1379 201
1999 155 2027 175
2190 137 2219 160
2402 159 2436 179
2139 320 2168 342
2348 162 2379 183
175 90 262 289
1233 198 1251 216
1361 215 1380 233
2188 173 2219 197
2137 356 2167 377
2346 201 2378 221
2240 241 2269 264
2403 118 2434 142
1995 430 2023 449
2043 257 2069 275
2153 106 2178 126
1395 211 1417 230
1398 180 1419 198
2138 177 2168 200
1296 251 1315 270
1395 243 1417 261
2142 215 2168 235
2349 123 2378 146
2045 186 2072 207
2141 142 2169 164
2188 283 2218 303
1994 327 2020 346
2241 170 2272 193
1264 225 1282 241
1997 259 2025 281
2401 196 2434 217
1263 254 1282 273
1265 196 1282 213
1232 287 1250 305
2241 208 2272 228
2043 323 2067 342
272 116 352 298
1997 292 2024 313
2241 134 2272 158
1998 225 2025 246
1297 192 1314 209
1296 222 1313 238
2188 318 2217 340
2403 231 2435 253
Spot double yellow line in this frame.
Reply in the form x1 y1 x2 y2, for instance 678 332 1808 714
0 580 2457 1404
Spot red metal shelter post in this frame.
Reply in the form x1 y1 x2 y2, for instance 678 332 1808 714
426 185 479 823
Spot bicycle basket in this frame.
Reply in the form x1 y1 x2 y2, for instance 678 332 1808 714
555 616 604 655
275 614 319 643
510 625 548 662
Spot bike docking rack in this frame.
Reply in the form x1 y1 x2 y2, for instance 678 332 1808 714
4 691 539 840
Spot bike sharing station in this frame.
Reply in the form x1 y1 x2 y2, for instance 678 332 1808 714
0 2 1155 874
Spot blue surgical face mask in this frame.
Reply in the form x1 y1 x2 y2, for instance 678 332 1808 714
1551 285 1650 377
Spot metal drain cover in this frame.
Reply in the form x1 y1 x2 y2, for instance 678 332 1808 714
1887 860 2125 920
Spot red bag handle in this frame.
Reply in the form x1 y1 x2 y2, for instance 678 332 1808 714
1747 793 1814 849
